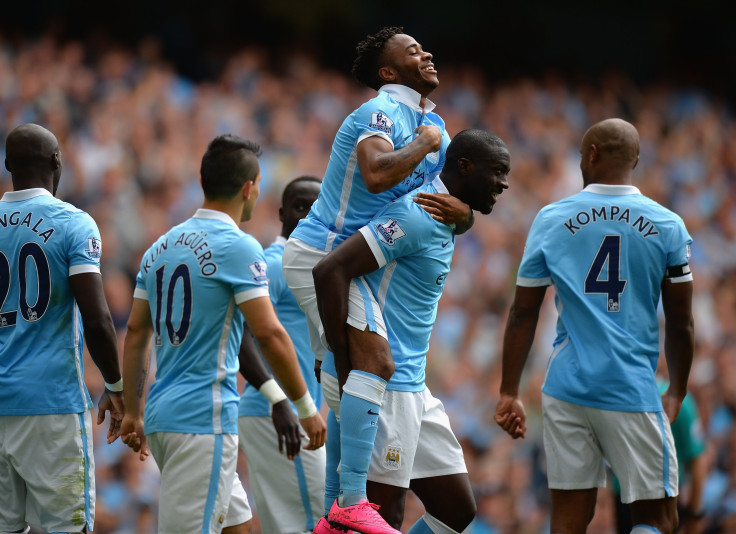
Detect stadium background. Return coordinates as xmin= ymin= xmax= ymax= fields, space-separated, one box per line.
xmin=1 ymin=1 xmax=735 ymax=532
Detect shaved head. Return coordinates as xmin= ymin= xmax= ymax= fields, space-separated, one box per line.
xmin=580 ymin=118 xmax=640 ymax=186
xmin=582 ymin=118 xmax=640 ymax=166
xmin=5 ymin=123 xmax=62 ymax=194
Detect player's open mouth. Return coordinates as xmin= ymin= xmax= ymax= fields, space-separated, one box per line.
xmin=422 ymin=65 xmax=436 ymax=73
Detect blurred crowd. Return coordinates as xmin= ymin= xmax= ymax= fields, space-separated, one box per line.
xmin=1 ymin=32 xmax=735 ymax=534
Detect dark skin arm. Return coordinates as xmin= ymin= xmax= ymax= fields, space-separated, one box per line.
xmin=69 ymin=272 xmax=124 ymax=443
xmin=238 ymin=321 xmax=301 ymax=460
xmin=494 ymin=285 xmax=547 ymax=439
xmin=313 ymin=232 xmax=380 ymax=389
xmin=660 ymin=279 xmax=694 ymax=423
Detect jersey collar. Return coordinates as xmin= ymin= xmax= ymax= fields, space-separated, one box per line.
xmin=379 ymin=84 xmax=436 ymax=114
xmin=272 ymin=235 xmax=287 ymax=247
xmin=583 ymin=184 xmax=641 ymax=196
xmin=1 ymin=188 xmax=54 ymax=202
xmin=430 ymin=176 xmax=449 ymax=194
xmin=193 ymin=208 xmax=239 ymax=228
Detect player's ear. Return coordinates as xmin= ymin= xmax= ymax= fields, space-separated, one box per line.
xmin=278 ymin=206 xmax=284 ymax=223
xmin=4 ymin=158 xmax=10 ymax=172
xmin=632 ymin=155 xmax=639 ymax=170
xmin=242 ymin=180 xmax=253 ymax=200
xmin=457 ymin=157 xmax=473 ymax=176
xmin=378 ymin=66 xmax=396 ymax=83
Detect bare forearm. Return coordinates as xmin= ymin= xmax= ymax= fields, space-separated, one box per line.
xmin=84 ymin=315 xmax=122 ymax=384
xmin=122 ymin=328 xmax=151 ymax=417
xmin=257 ymin=331 xmax=308 ymax=401
xmin=238 ymin=324 xmax=271 ymax=388
xmin=363 ymin=137 xmax=438 ymax=193
xmin=500 ymin=307 xmax=539 ymax=396
xmin=664 ymin=317 xmax=694 ymax=398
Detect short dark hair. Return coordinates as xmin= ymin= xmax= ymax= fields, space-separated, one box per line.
xmin=351 ymin=26 xmax=404 ymax=90
xmin=446 ymin=129 xmax=507 ymax=167
xmin=200 ymin=134 xmax=262 ymax=200
xmin=281 ymin=175 xmax=321 ymax=205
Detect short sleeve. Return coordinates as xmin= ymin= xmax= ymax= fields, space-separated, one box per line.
xmin=517 ymin=210 xmax=552 ymax=286
xmin=354 ymin=100 xmax=400 ymax=149
xmin=227 ymin=235 xmax=270 ymax=304
xmin=66 ymin=211 xmax=102 ymax=276
xmin=359 ymin=201 xmax=426 ymax=269
xmin=265 ymin=252 xmax=286 ymax=307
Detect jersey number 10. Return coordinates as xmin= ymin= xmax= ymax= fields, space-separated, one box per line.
xmin=154 ymin=264 xmax=192 ymax=346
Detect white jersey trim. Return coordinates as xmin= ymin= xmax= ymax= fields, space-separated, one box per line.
xmin=69 ymin=264 xmax=101 ymax=276
xmin=357 ymin=130 xmax=393 ymax=149
xmin=517 ymin=276 xmax=552 ymax=287
xmin=359 ymin=226 xmax=387 ymax=268
xmin=1 ymin=188 xmax=54 ymax=202
xmin=379 ymin=84 xmax=436 ymax=114
xmin=212 ymin=298 xmax=235 ymax=434
xmin=234 ymin=287 xmax=269 ymax=304
xmin=335 ymin=144 xmax=359 ymax=234
xmin=583 ymin=184 xmax=642 ymax=196
xmin=193 ymin=208 xmax=239 ymax=228
xmin=668 ymin=274 xmax=694 ymax=283
xmin=133 ymin=288 xmax=148 ymax=300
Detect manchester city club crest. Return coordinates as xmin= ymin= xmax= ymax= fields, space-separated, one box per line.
xmin=383 ymin=445 xmax=401 ymax=470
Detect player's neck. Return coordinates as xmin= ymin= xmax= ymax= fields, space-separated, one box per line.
xmin=201 ymin=198 xmax=244 ymax=225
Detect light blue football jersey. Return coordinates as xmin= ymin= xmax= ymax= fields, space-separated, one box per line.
xmin=239 ymin=236 xmax=323 ymax=417
xmin=291 ymin=84 xmax=450 ymax=252
xmin=134 ymin=209 xmax=270 ymax=434
xmin=0 ymin=188 xmax=101 ymax=415
xmin=357 ymin=177 xmax=455 ymax=392
xmin=517 ymin=184 xmax=693 ymax=412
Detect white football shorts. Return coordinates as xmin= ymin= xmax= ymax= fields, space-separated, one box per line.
xmin=282 ymin=238 xmax=387 ymax=363
xmin=222 ymin=471 xmax=252 ymax=528
xmin=542 ymin=393 xmax=678 ymax=503
xmin=238 ymin=416 xmax=325 ymax=533
xmin=368 ymin=388 xmax=467 ymax=488
xmin=147 ymin=432 xmax=239 ymax=534
xmin=0 ymin=411 xmax=95 ymax=533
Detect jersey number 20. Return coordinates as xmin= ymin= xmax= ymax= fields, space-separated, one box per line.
xmin=0 ymin=243 xmax=51 ymax=328
xmin=584 ymin=235 xmax=627 ymax=312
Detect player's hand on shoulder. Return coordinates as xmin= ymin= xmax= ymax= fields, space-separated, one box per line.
xmin=121 ymin=414 xmax=150 ymax=461
xmin=300 ymin=412 xmax=327 ymax=450
xmin=494 ymin=393 xmax=527 ymax=439
xmin=414 ymin=124 xmax=442 ymax=152
xmin=97 ymin=389 xmax=124 ymax=444
xmin=271 ymin=399 xmax=302 ymax=460
xmin=414 ymin=192 xmax=471 ymax=227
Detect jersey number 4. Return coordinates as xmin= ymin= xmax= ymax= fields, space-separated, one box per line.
xmin=154 ymin=264 xmax=192 ymax=346
xmin=0 ymin=243 xmax=51 ymax=328
xmin=584 ymin=235 xmax=627 ymax=312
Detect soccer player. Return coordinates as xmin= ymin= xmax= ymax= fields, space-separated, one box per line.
xmin=238 ymin=175 xmax=327 ymax=533
xmin=313 ymin=129 xmax=511 ymax=533
xmin=120 ymin=135 xmax=326 ymax=534
xmin=282 ymin=27 xmax=472 ymax=531
xmin=0 ymin=123 xmax=124 ymax=534
xmin=495 ymin=118 xmax=695 ymax=534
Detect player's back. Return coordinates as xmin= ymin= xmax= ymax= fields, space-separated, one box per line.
xmin=0 ymin=189 xmax=101 ymax=415
xmin=520 ymin=184 xmax=692 ymax=411
xmin=136 ymin=210 xmax=267 ymax=435
xmin=292 ymin=86 xmax=449 ymax=252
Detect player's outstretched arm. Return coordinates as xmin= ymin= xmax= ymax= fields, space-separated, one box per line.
xmin=357 ymin=125 xmax=442 ymax=194
xmin=69 ymin=272 xmax=124 ymax=442
xmin=495 ymin=285 xmax=547 ymax=439
xmin=238 ymin=322 xmax=301 ymax=460
xmin=313 ymin=232 xmax=380 ymax=390
xmin=239 ymin=298 xmax=326 ymax=450
xmin=120 ymin=297 xmax=153 ymax=461
xmin=661 ymin=278 xmax=694 ymax=423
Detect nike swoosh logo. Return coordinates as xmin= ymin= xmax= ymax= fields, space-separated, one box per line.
xmin=441 ymin=241 xmax=450 ymax=248
xmin=367 ymin=409 xmax=379 ymax=415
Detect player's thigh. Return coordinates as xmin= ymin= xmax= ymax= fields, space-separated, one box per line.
xmin=590 ymin=408 xmax=678 ymax=504
xmin=148 ymin=432 xmax=238 ymax=534
xmin=282 ymin=238 xmax=330 ymax=360
xmin=542 ymin=394 xmax=607 ymax=490
xmin=368 ymin=390 xmax=423 ymax=489
xmin=411 ymin=388 xmax=468 ymax=481
xmin=238 ymin=416 xmax=325 ymax=533
xmin=222 ymin=471 xmax=253 ymax=530
xmin=550 ymin=488 xmax=599 ymax=534
xmin=1 ymin=412 xmax=95 ymax=533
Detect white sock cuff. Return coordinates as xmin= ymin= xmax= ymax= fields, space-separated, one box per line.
xmin=342 ymin=371 xmax=387 ymax=405
xmin=424 ymin=513 xmax=460 ymax=534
